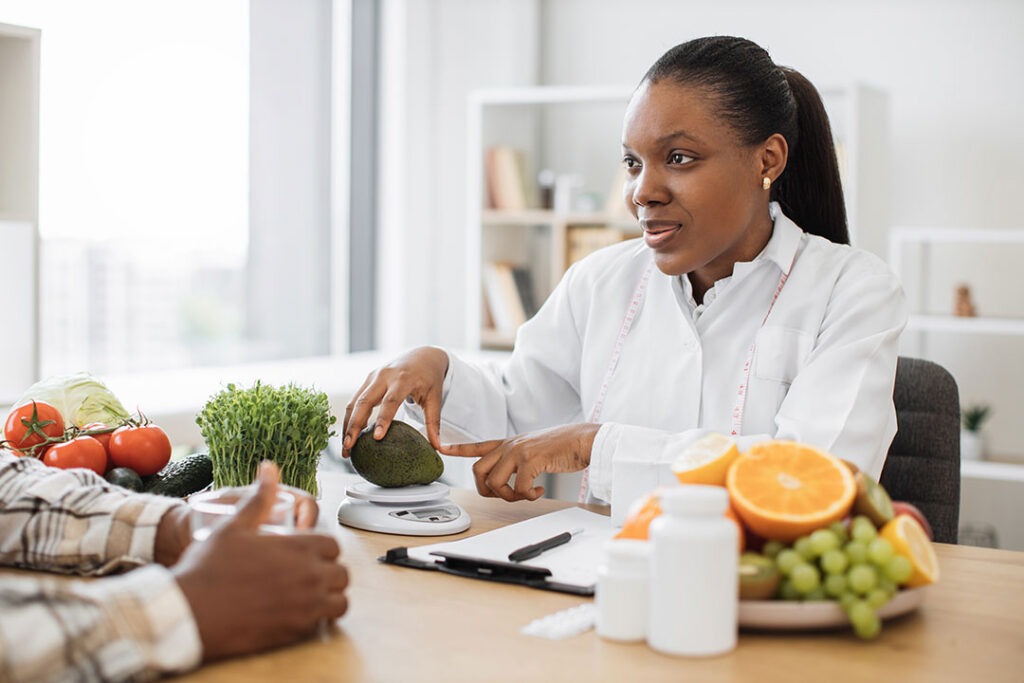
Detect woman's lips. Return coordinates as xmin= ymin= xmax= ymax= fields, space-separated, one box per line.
xmin=642 ymin=221 xmax=682 ymax=249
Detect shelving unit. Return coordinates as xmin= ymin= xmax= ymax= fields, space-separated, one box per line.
xmin=890 ymin=227 xmax=1024 ymax=346
xmin=0 ymin=22 xmax=41 ymax=403
xmin=465 ymin=85 xmax=635 ymax=351
xmin=889 ymin=226 xmax=1024 ymax=548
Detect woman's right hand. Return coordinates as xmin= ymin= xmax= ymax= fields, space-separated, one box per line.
xmin=342 ymin=346 xmax=449 ymax=457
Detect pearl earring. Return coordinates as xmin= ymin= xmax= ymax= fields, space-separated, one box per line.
xmin=762 ymin=177 xmax=771 ymax=190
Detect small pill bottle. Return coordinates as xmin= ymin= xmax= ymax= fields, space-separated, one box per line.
xmin=647 ymin=485 xmax=738 ymax=656
xmin=595 ymin=538 xmax=650 ymax=642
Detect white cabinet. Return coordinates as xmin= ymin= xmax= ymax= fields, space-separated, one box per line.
xmin=464 ymin=83 xmax=889 ymax=352
xmin=0 ymin=22 xmax=40 ymax=403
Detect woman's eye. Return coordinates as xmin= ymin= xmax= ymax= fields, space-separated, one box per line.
xmin=669 ymin=152 xmax=694 ymax=164
xmin=622 ymin=157 xmax=640 ymax=169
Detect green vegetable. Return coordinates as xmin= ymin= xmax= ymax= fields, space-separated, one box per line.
xmin=195 ymin=382 xmax=336 ymax=495
xmin=12 ymin=372 xmax=130 ymax=428
xmin=144 ymin=452 xmax=214 ymax=497
xmin=105 ymin=467 xmax=145 ymax=492
xmin=350 ymin=420 xmax=444 ymax=487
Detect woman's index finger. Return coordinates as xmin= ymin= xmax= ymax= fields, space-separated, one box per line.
xmin=438 ymin=439 xmax=505 ymax=458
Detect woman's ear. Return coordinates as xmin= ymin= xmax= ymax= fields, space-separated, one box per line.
xmin=760 ymin=133 xmax=789 ymax=184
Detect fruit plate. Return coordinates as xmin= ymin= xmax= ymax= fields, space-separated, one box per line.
xmin=739 ymin=587 xmax=928 ymax=630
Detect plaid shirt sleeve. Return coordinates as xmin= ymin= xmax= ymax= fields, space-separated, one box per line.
xmin=0 ymin=453 xmax=203 ymax=680
xmin=0 ymin=452 xmax=186 ymax=574
xmin=0 ymin=565 xmax=202 ymax=682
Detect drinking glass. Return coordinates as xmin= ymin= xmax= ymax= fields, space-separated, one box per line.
xmin=188 ymin=487 xmax=296 ymax=541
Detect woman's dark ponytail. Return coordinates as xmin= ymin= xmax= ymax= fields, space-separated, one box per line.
xmin=643 ymin=36 xmax=849 ymax=245
xmin=772 ymin=68 xmax=848 ymax=245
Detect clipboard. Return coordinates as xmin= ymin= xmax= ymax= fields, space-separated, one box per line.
xmin=380 ymin=507 xmax=615 ymax=595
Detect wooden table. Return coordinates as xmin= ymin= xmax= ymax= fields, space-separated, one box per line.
xmin=180 ymin=472 xmax=1024 ymax=682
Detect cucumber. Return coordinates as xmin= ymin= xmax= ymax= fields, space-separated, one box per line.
xmin=144 ymin=452 xmax=214 ymax=497
xmin=105 ymin=467 xmax=145 ymax=492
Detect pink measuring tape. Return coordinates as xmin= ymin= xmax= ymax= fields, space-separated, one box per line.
xmin=578 ymin=251 xmax=798 ymax=502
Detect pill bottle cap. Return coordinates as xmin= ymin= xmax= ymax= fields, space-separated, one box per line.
xmin=659 ymin=485 xmax=729 ymax=517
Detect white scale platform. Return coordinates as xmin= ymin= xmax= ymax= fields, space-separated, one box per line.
xmin=337 ymin=481 xmax=471 ymax=536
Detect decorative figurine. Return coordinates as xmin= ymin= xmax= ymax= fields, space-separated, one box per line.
xmin=954 ymin=283 xmax=977 ymax=317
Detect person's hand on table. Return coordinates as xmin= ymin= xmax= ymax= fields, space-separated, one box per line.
xmin=342 ymin=346 xmax=449 ymax=457
xmin=170 ymin=462 xmax=349 ymax=661
xmin=441 ymin=423 xmax=602 ymax=502
xmin=155 ymin=476 xmax=320 ymax=567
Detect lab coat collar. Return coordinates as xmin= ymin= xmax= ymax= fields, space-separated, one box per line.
xmin=760 ymin=202 xmax=803 ymax=275
xmin=677 ymin=202 xmax=804 ymax=310
xmin=724 ymin=202 xmax=803 ymax=282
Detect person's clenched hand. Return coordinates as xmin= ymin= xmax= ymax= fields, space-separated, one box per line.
xmin=172 ymin=462 xmax=349 ymax=661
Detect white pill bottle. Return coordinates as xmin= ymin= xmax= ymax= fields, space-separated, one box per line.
xmin=647 ymin=485 xmax=739 ymax=656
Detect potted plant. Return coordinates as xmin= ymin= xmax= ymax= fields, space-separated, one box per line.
xmin=960 ymin=403 xmax=992 ymax=461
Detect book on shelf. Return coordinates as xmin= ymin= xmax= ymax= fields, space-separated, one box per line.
xmin=482 ymin=261 xmax=528 ymax=333
xmin=566 ymin=225 xmax=626 ymax=268
xmin=484 ymin=146 xmax=529 ymax=211
xmin=510 ymin=265 xmax=538 ymax=318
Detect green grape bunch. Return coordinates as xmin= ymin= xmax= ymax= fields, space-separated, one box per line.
xmin=757 ymin=514 xmax=917 ymax=639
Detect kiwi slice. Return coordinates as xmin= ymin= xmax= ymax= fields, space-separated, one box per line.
xmin=850 ymin=471 xmax=895 ymax=527
xmin=738 ymin=552 xmax=782 ymax=600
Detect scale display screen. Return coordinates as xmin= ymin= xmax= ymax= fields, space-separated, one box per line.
xmin=390 ymin=505 xmax=461 ymax=523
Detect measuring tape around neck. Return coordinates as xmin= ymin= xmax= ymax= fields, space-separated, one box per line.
xmin=578 ymin=249 xmax=799 ymax=502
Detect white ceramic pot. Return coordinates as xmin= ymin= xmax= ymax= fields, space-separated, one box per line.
xmin=960 ymin=430 xmax=985 ymax=461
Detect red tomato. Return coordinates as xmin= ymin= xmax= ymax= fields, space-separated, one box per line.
xmin=109 ymin=424 xmax=172 ymax=476
xmin=3 ymin=401 xmax=65 ymax=455
xmin=82 ymin=422 xmax=115 ymax=471
xmin=42 ymin=436 xmax=107 ymax=475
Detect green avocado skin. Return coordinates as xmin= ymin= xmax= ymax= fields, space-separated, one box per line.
xmin=350 ymin=420 xmax=444 ymax=487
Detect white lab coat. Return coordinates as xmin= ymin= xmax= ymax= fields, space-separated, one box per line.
xmin=422 ymin=205 xmax=907 ymax=521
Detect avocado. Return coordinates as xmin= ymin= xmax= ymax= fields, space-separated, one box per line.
xmin=144 ymin=452 xmax=214 ymax=497
xmin=105 ymin=467 xmax=145 ymax=492
xmin=350 ymin=420 xmax=444 ymax=487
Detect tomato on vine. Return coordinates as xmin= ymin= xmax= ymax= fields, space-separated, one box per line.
xmin=109 ymin=423 xmax=172 ymax=476
xmin=3 ymin=401 xmax=65 ymax=456
xmin=82 ymin=422 xmax=116 ymax=471
xmin=42 ymin=436 xmax=107 ymax=475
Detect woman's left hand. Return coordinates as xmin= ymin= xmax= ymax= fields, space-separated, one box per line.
xmin=440 ymin=423 xmax=601 ymax=502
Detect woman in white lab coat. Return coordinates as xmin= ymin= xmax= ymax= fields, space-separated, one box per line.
xmin=342 ymin=36 xmax=907 ymax=514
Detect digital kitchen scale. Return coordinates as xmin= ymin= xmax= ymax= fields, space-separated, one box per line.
xmin=337 ymin=481 xmax=471 ymax=536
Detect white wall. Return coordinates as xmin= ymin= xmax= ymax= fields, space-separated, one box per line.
xmin=380 ymin=0 xmax=1024 ymax=460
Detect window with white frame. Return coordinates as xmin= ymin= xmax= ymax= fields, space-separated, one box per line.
xmin=0 ymin=0 xmax=356 ymax=379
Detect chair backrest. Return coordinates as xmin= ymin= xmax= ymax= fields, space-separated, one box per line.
xmin=879 ymin=356 xmax=961 ymax=543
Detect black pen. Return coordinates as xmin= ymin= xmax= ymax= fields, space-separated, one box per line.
xmin=508 ymin=528 xmax=584 ymax=562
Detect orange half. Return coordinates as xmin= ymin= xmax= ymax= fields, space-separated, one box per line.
xmin=671 ymin=433 xmax=741 ymax=486
xmin=725 ymin=441 xmax=856 ymax=543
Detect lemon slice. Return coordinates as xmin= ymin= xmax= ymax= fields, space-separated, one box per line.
xmin=880 ymin=514 xmax=940 ymax=587
xmin=671 ymin=433 xmax=740 ymax=486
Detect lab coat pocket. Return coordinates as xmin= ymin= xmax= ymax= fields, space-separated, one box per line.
xmin=753 ymin=326 xmax=813 ymax=385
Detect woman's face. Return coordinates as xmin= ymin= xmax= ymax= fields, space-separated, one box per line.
xmin=621 ymin=79 xmax=777 ymax=288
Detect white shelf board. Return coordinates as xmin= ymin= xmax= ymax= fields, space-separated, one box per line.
xmin=469 ymin=84 xmax=633 ymax=106
xmin=890 ymin=227 xmax=1024 ymax=245
xmin=962 ymin=459 xmax=1024 ymax=483
xmin=906 ymin=314 xmax=1024 ymax=336
xmin=483 ymin=209 xmax=609 ymax=225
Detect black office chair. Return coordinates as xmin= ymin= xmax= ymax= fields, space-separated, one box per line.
xmin=879 ymin=356 xmax=961 ymax=544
